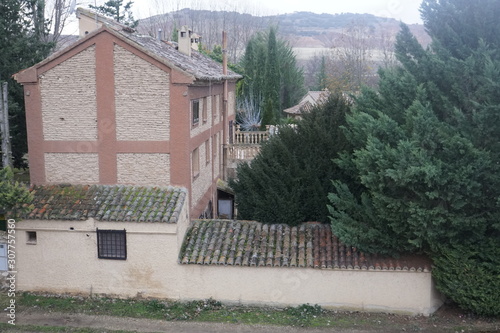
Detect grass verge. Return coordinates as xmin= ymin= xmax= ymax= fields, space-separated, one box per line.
xmin=2 ymin=292 xmax=500 ymax=332
xmin=0 ymin=323 xmax=145 ymax=333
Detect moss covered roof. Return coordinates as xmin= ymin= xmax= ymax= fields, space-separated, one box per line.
xmin=23 ymin=184 xmax=186 ymax=223
xmin=179 ymin=220 xmax=432 ymax=271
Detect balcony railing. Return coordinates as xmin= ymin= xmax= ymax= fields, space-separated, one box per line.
xmin=227 ymin=124 xmax=271 ymax=162
xmin=231 ymin=124 xmax=268 ymax=145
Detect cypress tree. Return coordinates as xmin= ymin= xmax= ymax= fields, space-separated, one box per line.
xmin=264 ymin=26 xmax=281 ymax=123
xmin=239 ymin=27 xmax=305 ymax=127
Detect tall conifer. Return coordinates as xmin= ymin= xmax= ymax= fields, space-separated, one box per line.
xmin=328 ymin=0 xmax=500 ymax=315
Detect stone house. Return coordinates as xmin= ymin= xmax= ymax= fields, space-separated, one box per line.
xmin=14 ymin=8 xmax=242 ymax=219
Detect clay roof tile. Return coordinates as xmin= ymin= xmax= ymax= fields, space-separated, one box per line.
xmin=179 ymin=220 xmax=432 ymax=273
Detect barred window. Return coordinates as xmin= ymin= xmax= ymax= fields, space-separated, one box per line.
xmin=97 ymin=229 xmax=127 ymax=260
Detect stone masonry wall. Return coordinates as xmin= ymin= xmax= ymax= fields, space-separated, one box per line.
xmin=191 ymin=139 xmax=213 ymax=212
xmin=40 ymin=46 xmax=97 ymax=141
xmin=114 ymin=45 xmax=170 ymax=141
xmin=45 ymin=153 xmax=99 ymax=184
xmin=191 ymin=96 xmax=213 ymax=138
xmin=117 ymin=153 xmax=170 ymax=185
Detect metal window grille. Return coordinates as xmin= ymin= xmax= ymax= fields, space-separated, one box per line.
xmin=97 ymin=229 xmax=127 ymax=260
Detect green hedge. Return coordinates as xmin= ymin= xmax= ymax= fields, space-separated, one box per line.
xmin=431 ymin=239 xmax=500 ymax=317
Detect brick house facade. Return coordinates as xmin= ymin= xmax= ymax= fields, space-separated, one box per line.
xmin=14 ymin=9 xmax=241 ymax=218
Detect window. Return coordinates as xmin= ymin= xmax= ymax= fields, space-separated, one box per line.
xmin=202 ymin=97 xmax=208 ymax=124
xmin=26 ymin=231 xmax=37 ymax=245
xmin=213 ymin=95 xmax=218 ymax=121
xmin=97 ymin=229 xmax=127 ymax=260
xmin=192 ymin=147 xmax=200 ymax=178
xmin=192 ymin=100 xmax=200 ymax=125
xmin=205 ymin=140 xmax=210 ymax=165
xmin=212 ymin=134 xmax=217 ymax=161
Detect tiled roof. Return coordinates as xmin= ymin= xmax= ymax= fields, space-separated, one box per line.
xmin=283 ymin=100 xmax=314 ymax=115
xmin=76 ymin=8 xmax=242 ymax=82
xmin=121 ymin=33 xmax=241 ymax=81
xmin=284 ymin=90 xmax=330 ymax=115
xmin=23 ymin=184 xmax=186 ymax=223
xmin=179 ymin=220 xmax=431 ymax=272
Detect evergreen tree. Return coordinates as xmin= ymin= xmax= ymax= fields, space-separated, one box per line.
xmin=230 ymin=95 xmax=352 ymax=225
xmin=89 ymin=0 xmax=138 ymax=28
xmin=239 ymin=27 xmax=305 ymax=128
xmin=314 ymin=56 xmax=328 ymax=91
xmin=328 ymin=0 xmax=500 ymax=315
xmin=171 ymin=24 xmax=178 ymax=42
xmin=0 ymin=0 xmax=54 ymax=168
xmin=264 ymin=27 xmax=280 ymax=122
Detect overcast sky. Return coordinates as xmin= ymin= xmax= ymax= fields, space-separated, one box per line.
xmin=129 ymin=0 xmax=423 ymax=24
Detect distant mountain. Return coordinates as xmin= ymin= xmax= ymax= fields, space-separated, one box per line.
xmin=137 ymin=9 xmax=430 ymax=64
xmin=275 ymin=12 xmax=430 ymax=46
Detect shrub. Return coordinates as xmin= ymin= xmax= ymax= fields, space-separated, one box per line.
xmin=230 ymin=95 xmax=352 ymax=225
xmin=431 ymin=239 xmax=500 ymax=317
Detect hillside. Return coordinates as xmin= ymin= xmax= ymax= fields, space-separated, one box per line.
xmin=137 ymin=9 xmax=430 ymax=63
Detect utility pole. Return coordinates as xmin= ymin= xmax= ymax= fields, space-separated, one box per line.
xmin=0 ymin=81 xmax=13 ymax=168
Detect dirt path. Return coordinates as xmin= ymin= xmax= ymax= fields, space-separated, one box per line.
xmin=14 ymin=309 xmax=366 ymax=333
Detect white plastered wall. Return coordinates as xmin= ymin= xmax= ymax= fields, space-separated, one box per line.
xmin=16 ymin=211 xmax=443 ymax=316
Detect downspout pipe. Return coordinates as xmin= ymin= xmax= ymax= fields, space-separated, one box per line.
xmin=222 ymin=30 xmax=228 ymax=181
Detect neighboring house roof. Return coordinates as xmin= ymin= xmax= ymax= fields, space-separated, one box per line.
xmin=283 ymin=90 xmax=330 ymax=115
xmin=15 ymin=8 xmax=242 ymax=83
xmin=22 ymin=184 xmax=186 ymax=223
xmin=179 ymin=220 xmax=431 ymax=271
